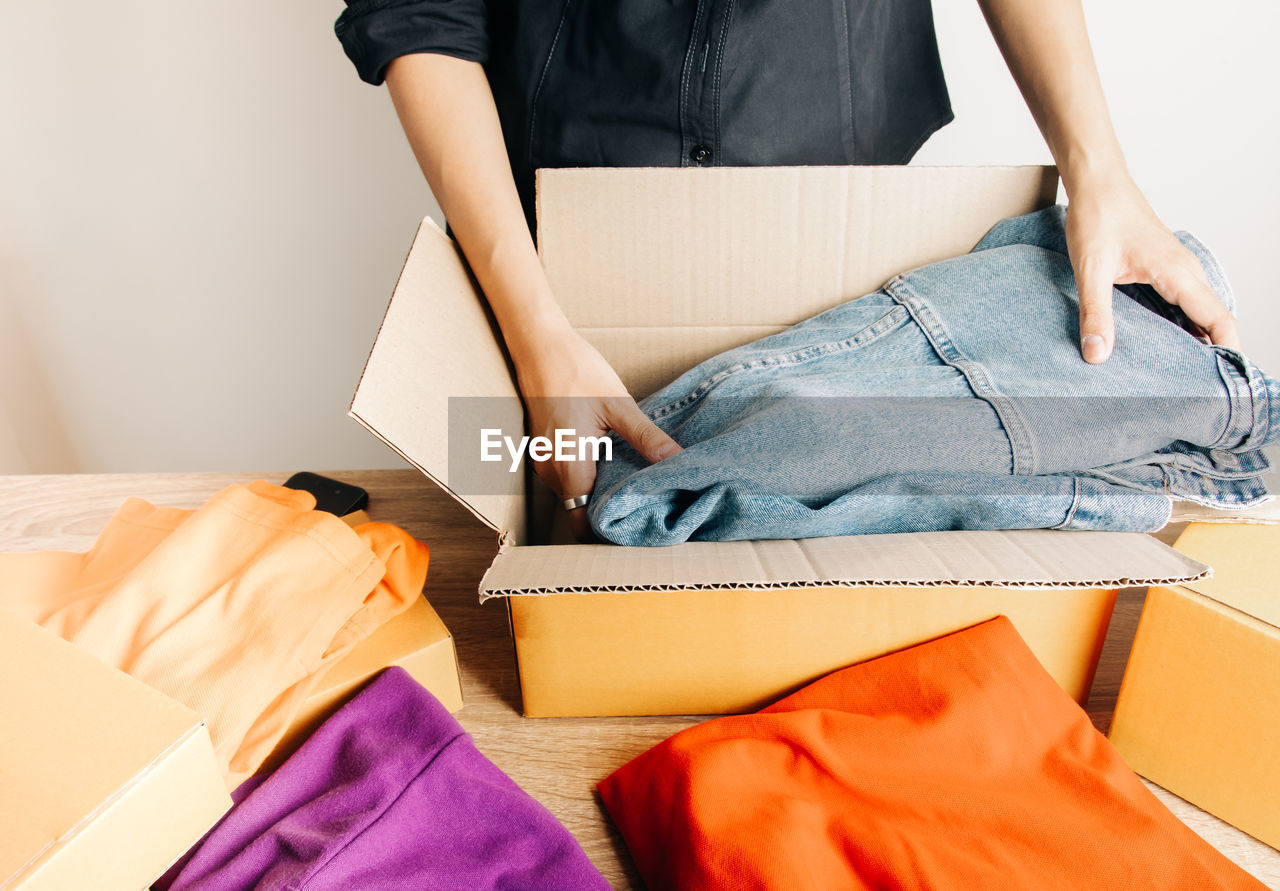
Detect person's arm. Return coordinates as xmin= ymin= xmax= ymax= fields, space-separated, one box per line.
xmin=383 ymin=53 xmax=680 ymax=536
xmin=977 ymin=0 xmax=1240 ymax=361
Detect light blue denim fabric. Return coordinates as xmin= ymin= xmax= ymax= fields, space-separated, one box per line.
xmin=588 ymin=206 xmax=1280 ymax=546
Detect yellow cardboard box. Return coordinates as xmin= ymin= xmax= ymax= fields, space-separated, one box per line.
xmin=0 ymin=608 xmax=230 ymax=890
xmin=350 ymin=166 xmax=1211 ymax=717
xmin=1110 ymin=522 xmax=1280 ymax=849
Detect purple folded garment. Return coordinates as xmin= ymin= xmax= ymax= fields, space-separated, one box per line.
xmin=156 ymin=667 xmax=609 ymax=890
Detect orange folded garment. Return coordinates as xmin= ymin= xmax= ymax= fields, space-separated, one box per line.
xmin=0 ymin=481 xmax=428 ymax=788
xmin=598 ymin=616 xmax=1264 ymax=890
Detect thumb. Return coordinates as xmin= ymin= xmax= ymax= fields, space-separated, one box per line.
xmin=606 ymin=398 xmax=682 ymax=465
xmin=1073 ymin=257 xmax=1116 ymax=364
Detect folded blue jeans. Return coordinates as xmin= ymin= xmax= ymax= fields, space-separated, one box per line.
xmin=588 ymin=207 xmax=1279 ymax=545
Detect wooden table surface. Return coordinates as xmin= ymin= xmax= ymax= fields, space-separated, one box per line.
xmin=1 ymin=470 xmax=1276 ymax=889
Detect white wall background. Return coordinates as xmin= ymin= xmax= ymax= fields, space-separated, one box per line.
xmin=0 ymin=2 xmax=1276 ymax=474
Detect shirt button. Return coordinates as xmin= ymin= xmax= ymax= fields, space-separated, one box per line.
xmin=691 ymin=145 xmax=712 ymax=165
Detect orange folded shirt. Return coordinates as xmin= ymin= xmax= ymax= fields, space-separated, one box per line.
xmin=0 ymin=481 xmax=428 ymax=788
xmin=599 ymin=616 xmax=1264 ymax=890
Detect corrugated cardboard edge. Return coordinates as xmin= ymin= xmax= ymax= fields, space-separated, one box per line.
xmin=477 ymin=530 xmax=1210 ymax=601
xmin=480 ymin=574 xmax=1208 ymax=599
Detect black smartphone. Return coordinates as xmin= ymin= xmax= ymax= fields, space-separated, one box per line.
xmin=283 ymin=472 xmax=370 ymax=516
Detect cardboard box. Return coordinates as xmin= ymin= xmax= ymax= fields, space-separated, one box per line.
xmin=259 ymin=595 xmax=464 ymax=773
xmin=0 ymin=608 xmax=230 ymax=890
xmin=350 ymin=165 xmax=1212 ymax=717
xmin=1109 ymin=522 xmax=1280 ymax=849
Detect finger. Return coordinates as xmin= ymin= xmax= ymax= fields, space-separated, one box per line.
xmin=528 ymin=444 xmax=594 ymax=499
xmin=556 ymin=450 xmax=597 ymax=541
xmin=1151 ymin=262 xmax=1241 ymax=351
xmin=532 ymin=456 xmax=595 ymax=541
xmin=1074 ymin=258 xmax=1116 ymax=364
xmin=567 ymin=508 xmax=594 ymax=542
xmin=606 ymin=398 xmax=682 ymax=464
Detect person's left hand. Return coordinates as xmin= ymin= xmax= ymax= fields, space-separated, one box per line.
xmin=1063 ymin=171 xmax=1241 ymax=362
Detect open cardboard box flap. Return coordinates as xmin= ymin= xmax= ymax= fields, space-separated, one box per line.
xmin=350 ymin=165 xmax=1216 ymax=597
xmin=348 ymin=222 xmax=523 ymax=538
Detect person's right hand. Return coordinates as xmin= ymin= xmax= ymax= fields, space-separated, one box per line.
xmin=514 ymin=324 xmax=682 ymax=540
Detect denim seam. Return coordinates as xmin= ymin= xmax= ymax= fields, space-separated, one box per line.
xmin=884 ymin=276 xmax=1037 ymax=476
xmin=1211 ymin=350 xmax=1246 ymax=450
xmin=1245 ymin=354 xmax=1271 ymax=451
xmin=1162 ymin=484 xmax=1273 ymax=511
xmin=647 ymin=304 xmax=910 ymax=421
xmin=1099 ymin=451 xmax=1269 ymax=481
xmin=1080 ymin=464 xmax=1268 ymax=507
xmin=1160 ymin=440 xmax=1272 ymax=477
xmin=1053 ymin=475 xmax=1175 ymax=530
xmin=1048 ymin=476 xmax=1082 ymax=529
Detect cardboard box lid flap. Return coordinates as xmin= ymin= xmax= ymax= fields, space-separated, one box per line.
xmin=349 ymin=218 xmax=523 ymax=536
xmin=0 ymin=609 xmax=205 ymax=885
xmin=536 ymin=165 xmax=1059 ymax=332
xmin=478 ymin=529 xmax=1208 ymax=599
xmin=1170 ymin=522 xmax=1280 ymax=628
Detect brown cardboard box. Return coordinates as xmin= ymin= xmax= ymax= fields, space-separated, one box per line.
xmin=0 ymin=608 xmax=230 ymax=890
xmin=259 ymin=595 xmax=463 ymax=773
xmin=349 ymin=165 xmax=1212 ymax=717
xmin=1109 ymin=522 xmax=1280 ymax=849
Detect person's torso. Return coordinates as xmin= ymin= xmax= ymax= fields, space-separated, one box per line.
xmin=484 ymin=0 xmax=953 ymax=230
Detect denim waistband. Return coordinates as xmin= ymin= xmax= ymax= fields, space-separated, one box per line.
xmin=1100 ymin=348 xmax=1274 ymax=508
xmin=1211 ymin=346 xmax=1274 ymax=456
xmin=887 ymin=275 xmax=1275 ymax=510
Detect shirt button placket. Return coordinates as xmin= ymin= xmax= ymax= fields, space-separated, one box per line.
xmin=680 ymin=0 xmax=723 ymax=167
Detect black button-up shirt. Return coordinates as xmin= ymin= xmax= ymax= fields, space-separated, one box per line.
xmin=336 ymin=1 xmax=954 ymax=233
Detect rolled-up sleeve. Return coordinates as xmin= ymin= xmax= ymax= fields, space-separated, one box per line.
xmin=335 ymin=0 xmax=490 ymax=86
